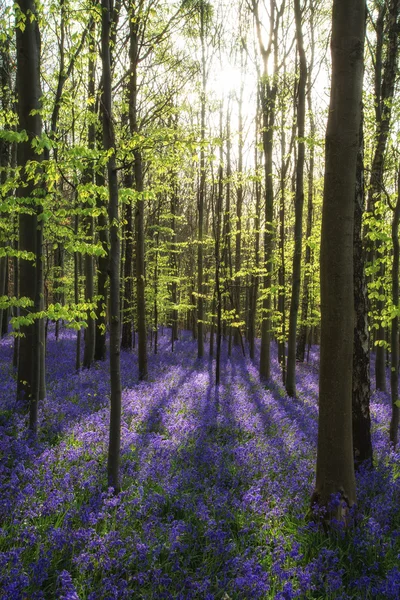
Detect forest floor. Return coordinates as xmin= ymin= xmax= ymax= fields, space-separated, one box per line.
xmin=0 ymin=328 xmax=399 ymax=599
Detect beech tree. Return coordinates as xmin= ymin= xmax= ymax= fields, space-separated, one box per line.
xmin=101 ymin=0 xmax=122 ymax=492
xmin=366 ymin=0 xmax=400 ymax=391
xmin=312 ymin=0 xmax=365 ymax=517
xmin=15 ymin=0 xmax=44 ymax=435
xmin=285 ymin=0 xmax=307 ymax=397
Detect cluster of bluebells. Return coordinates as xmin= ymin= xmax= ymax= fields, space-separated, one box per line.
xmin=0 ymin=326 xmax=399 ymax=599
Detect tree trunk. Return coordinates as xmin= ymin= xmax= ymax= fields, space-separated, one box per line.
xmin=253 ymin=0 xmax=280 ymax=381
xmin=286 ymin=0 xmax=307 ymax=397
xmin=94 ymin=166 xmax=109 ymax=361
xmin=352 ymin=114 xmax=373 ymax=467
xmin=389 ymin=168 xmax=400 ymax=447
xmin=74 ymin=213 xmax=81 ymax=372
xmin=102 ymin=0 xmax=122 ymax=493
xmin=197 ymin=1 xmax=206 ymax=359
xmin=83 ymin=35 xmax=96 ymax=369
xmin=16 ymin=1 xmax=44 ymax=429
xmin=312 ymin=0 xmax=365 ymax=518
xmin=234 ymin=48 xmax=244 ymax=347
xmin=1 ymin=259 xmax=8 ymax=336
xmin=170 ymin=179 xmax=179 ymax=349
xmin=297 ymin=0 xmax=315 ymax=363
xmin=249 ymin=94 xmax=261 ymax=361
xmin=367 ymin=0 xmax=400 ymax=392
xmin=129 ymin=13 xmax=148 ymax=381
xmin=121 ymin=171 xmax=134 ymax=350
xmin=215 ymin=105 xmax=224 ymax=384
xmin=0 ymin=46 xmax=10 ymax=338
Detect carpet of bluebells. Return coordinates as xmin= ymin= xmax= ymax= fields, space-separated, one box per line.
xmin=0 ymin=328 xmax=400 ymax=599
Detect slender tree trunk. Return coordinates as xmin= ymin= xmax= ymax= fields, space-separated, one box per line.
xmin=74 ymin=213 xmax=81 ymax=371
xmin=367 ymin=0 xmax=400 ymax=392
xmin=170 ymin=178 xmax=179 ymax=348
xmin=312 ymin=0 xmax=365 ymax=518
xmin=215 ymin=106 xmax=224 ymax=383
xmin=13 ymin=247 xmax=19 ymax=370
xmin=352 ymin=114 xmax=373 ymax=467
xmin=224 ymin=110 xmax=233 ymax=357
xmin=83 ymin=34 xmax=96 ymax=368
xmin=254 ymin=0 xmax=280 ymax=381
xmin=102 ymin=0 xmax=122 ymax=493
xmin=297 ymin=94 xmax=315 ymax=362
xmin=153 ymin=226 xmax=159 ymax=355
xmin=234 ymin=49 xmax=244 ymax=347
xmin=0 ymin=46 xmax=10 ymax=337
xmin=121 ymin=171 xmax=134 ymax=350
xmin=1 ymin=259 xmax=8 ymax=336
xmin=94 ymin=164 xmax=109 ymax=361
xmin=54 ymin=244 xmax=64 ymax=341
xmin=129 ymin=13 xmax=148 ymax=380
xmin=249 ymin=94 xmax=261 ymax=360
xmin=389 ymin=168 xmax=400 ymax=447
xmin=197 ymin=1 xmax=206 ymax=359
xmin=286 ymin=0 xmax=307 ymax=397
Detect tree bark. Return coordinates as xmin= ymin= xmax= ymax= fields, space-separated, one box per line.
xmin=121 ymin=169 xmax=134 ymax=350
xmin=83 ymin=25 xmax=96 ymax=369
xmin=389 ymin=168 xmax=400 ymax=447
xmin=129 ymin=10 xmax=148 ymax=380
xmin=297 ymin=0 xmax=315 ymax=363
xmin=197 ymin=0 xmax=206 ymax=359
xmin=367 ymin=0 xmax=400 ymax=392
xmin=15 ymin=1 xmax=44 ymax=431
xmin=249 ymin=94 xmax=261 ymax=361
xmin=252 ymin=0 xmax=280 ymax=380
xmin=0 ymin=46 xmax=11 ymax=337
xmin=286 ymin=0 xmax=307 ymax=397
xmin=102 ymin=0 xmax=122 ymax=493
xmin=352 ymin=114 xmax=373 ymax=467
xmin=312 ymin=0 xmax=365 ymax=518
xmin=234 ymin=47 xmax=245 ymax=347
xmin=94 ymin=159 xmax=109 ymax=362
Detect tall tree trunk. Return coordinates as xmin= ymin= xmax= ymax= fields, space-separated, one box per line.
xmin=297 ymin=94 xmax=315 ymax=362
xmin=278 ymin=111 xmax=286 ymax=383
xmin=197 ymin=0 xmax=206 ymax=359
xmin=312 ymin=0 xmax=365 ymax=518
xmin=74 ymin=213 xmax=81 ymax=371
xmin=234 ymin=47 xmax=245 ymax=347
xmin=286 ymin=0 xmax=307 ymax=397
xmin=170 ymin=179 xmax=179 ymax=348
xmin=253 ymin=0 xmax=280 ymax=380
xmin=121 ymin=170 xmax=134 ymax=350
xmin=223 ymin=110 xmax=233 ymax=357
xmin=249 ymin=94 xmax=261 ymax=361
xmin=367 ymin=0 xmax=400 ymax=391
xmin=0 ymin=46 xmax=10 ymax=337
xmin=297 ymin=0 xmax=315 ymax=363
xmin=153 ymin=222 xmax=159 ymax=355
xmin=15 ymin=0 xmax=44 ymax=430
xmin=54 ymin=244 xmax=64 ymax=341
xmin=0 ymin=259 xmax=8 ymax=336
xmin=215 ymin=105 xmax=224 ymax=385
xmin=83 ymin=29 xmax=96 ymax=368
xmin=102 ymin=0 xmax=122 ymax=493
xmin=129 ymin=12 xmax=148 ymax=380
xmin=389 ymin=168 xmax=400 ymax=447
xmin=94 ymin=163 xmax=109 ymax=361
xmin=352 ymin=114 xmax=373 ymax=467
